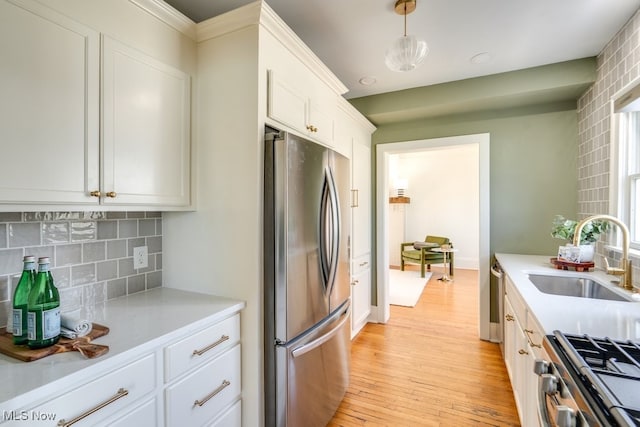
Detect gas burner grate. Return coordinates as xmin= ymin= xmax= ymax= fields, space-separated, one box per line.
xmin=560 ymin=333 xmax=640 ymax=379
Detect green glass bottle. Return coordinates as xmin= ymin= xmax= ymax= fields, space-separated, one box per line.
xmin=27 ymin=257 xmax=60 ymax=349
xmin=12 ymin=255 xmax=36 ymax=345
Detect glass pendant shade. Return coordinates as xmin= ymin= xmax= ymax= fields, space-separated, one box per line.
xmin=385 ymin=34 xmax=429 ymax=72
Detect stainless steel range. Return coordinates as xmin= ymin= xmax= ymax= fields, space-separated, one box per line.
xmin=538 ymin=330 xmax=640 ymax=426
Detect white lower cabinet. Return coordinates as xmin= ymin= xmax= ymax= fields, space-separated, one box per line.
xmin=164 ymin=314 xmax=240 ymax=382
xmin=503 ymin=275 xmax=542 ymax=427
xmin=165 ymin=345 xmax=241 ymax=426
xmin=3 ymin=354 xmax=156 ymax=427
xmin=208 ymin=400 xmax=241 ymax=427
xmin=1 ymin=311 xmax=242 ymax=427
xmin=107 ymin=397 xmax=158 ymax=427
xmin=351 ymin=254 xmax=371 ymax=338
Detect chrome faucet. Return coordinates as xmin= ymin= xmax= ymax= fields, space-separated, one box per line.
xmin=573 ymin=214 xmax=633 ymax=290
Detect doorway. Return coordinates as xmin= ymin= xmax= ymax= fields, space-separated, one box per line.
xmin=375 ymin=133 xmax=491 ymax=340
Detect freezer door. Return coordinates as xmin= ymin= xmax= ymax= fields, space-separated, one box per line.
xmin=275 ymin=301 xmax=351 ymax=427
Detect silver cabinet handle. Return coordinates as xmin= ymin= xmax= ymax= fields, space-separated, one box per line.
xmin=57 ymin=388 xmax=128 ymax=427
xmin=192 ymin=335 xmax=229 ymax=356
xmin=359 ymin=261 xmax=368 ymax=267
xmin=194 ymin=380 xmax=231 ymax=407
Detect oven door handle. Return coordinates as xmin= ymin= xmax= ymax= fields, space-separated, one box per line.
xmin=537 ymin=375 xmax=553 ymax=427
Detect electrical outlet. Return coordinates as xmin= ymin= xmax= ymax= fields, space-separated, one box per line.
xmin=133 ymin=246 xmax=148 ymax=269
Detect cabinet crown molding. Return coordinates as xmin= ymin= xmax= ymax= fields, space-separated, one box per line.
xmin=196 ymin=0 xmax=348 ymax=96
xmin=129 ymin=0 xmax=197 ymax=40
xmin=338 ymin=97 xmax=377 ymax=134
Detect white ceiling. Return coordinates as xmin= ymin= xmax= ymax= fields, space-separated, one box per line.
xmin=163 ymin=0 xmax=640 ymax=99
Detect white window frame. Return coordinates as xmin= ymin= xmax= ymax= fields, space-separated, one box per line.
xmin=611 ymin=77 xmax=640 ymax=252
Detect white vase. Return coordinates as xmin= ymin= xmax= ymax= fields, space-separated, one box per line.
xmin=558 ymin=244 xmax=594 ymax=263
xmin=578 ymin=244 xmax=594 ymax=262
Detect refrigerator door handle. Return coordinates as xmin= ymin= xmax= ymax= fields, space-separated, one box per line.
xmin=291 ymin=304 xmax=350 ymax=359
xmin=319 ymin=167 xmax=340 ymax=293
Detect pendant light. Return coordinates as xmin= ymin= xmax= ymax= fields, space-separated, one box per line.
xmin=385 ymin=0 xmax=429 ymax=72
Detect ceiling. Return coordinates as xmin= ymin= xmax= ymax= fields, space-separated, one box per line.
xmin=163 ymin=0 xmax=640 ymax=99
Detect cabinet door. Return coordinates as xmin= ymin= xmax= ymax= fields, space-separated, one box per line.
xmin=351 ymin=141 xmax=371 ymax=259
xmin=0 ymin=0 xmax=99 ymax=205
xmin=503 ymin=298 xmax=517 ymax=393
xmin=351 ymin=257 xmax=371 ymax=338
xmin=267 ymin=69 xmax=307 ymax=133
xmin=102 ymin=36 xmax=191 ymax=207
xmin=308 ymin=97 xmax=334 ymax=145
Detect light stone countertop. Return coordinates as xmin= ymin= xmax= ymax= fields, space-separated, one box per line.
xmin=0 ymin=287 xmax=246 ymax=412
xmin=495 ymin=253 xmax=640 ymax=341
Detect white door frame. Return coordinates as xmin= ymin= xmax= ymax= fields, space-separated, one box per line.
xmin=374 ymin=133 xmax=491 ymax=340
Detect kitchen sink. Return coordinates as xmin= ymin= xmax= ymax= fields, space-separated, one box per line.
xmin=527 ymin=274 xmax=632 ymax=302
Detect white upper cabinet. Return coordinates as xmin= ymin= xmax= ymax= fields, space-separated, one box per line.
xmin=267 ymin=69 xmax=336 ymax=147
xmin=101 ymin=36 xmax=191 ymax=207
xmin=0 ymin=0 xmax=193 ymax=210
xmin=351 ymin=139 xmax=372 ymax=260
xmin=0 ymin=0 xmax=100 ymax=205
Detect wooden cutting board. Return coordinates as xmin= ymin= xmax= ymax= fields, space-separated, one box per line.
xmin=0 ymin=323 xmax=110 ymax=362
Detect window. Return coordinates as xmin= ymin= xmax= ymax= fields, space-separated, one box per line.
xmin=613 ymin=83 xmax=640 ymax=249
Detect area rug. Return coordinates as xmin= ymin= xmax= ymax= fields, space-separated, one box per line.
xmin=389 ymin=269 xmax=431 ymax=307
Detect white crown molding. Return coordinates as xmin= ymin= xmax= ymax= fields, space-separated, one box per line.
xmin=129 ymin=0 xmax=196 ymax=40
xmin=195 ymin=1 xmax=262 ymax=42
xmin=196 ymin=0 xmax=348 ymax=96
xmin=337 ymin=97 xmax=377 ymax=133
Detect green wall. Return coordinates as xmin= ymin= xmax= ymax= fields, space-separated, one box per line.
xmin=363 ymin=103 xmax=578 ymax=314
xmin=349 ymin=59 xmax=593 ymax=316
xmin=373 ymin=103 xmax=578 ymax=257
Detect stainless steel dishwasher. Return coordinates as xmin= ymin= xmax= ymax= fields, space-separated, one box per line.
xmin=490 ymin=258 xmax=504 ymax=352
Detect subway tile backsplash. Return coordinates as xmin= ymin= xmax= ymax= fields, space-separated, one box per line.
xmin=577 ymin=9 xmax=640 ymax=216
xmin=0 ymin=212 xmax=163 ymax=327
xmin=578 ymin=9 xmax=640 ymax=282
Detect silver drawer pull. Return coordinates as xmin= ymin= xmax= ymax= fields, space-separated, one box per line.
xmin=359 ymin=261 xmax=368 ymax=267
xmin=192 ymin=335 xmax=229 ymax=356
xmin=57 ymin=388 xmax=128 ymax=427
xmin=194 ymin=380 xmax=231 ymax=407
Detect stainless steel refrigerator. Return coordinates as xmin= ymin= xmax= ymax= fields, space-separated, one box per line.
xmin=264 ymin=128 xmax=351 ymax=427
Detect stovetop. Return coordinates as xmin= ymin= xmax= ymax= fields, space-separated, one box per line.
xmin=553 ymin=331 xmax=640 ymax=426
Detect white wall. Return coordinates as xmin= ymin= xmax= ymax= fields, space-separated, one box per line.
xmin=388 ymin=203 xmax=406 ymax=266
xmin=389 ymin=144 xmax=480 ymax=269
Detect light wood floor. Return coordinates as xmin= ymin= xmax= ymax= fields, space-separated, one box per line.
xmin=328 ymin=267 xmax=520 ymax=427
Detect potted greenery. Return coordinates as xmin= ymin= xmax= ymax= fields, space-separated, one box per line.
xmin=551 ymin=215 xmax=610 ymax=262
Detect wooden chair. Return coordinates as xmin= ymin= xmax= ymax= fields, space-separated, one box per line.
xmin=400 ymin=235 xmax=453 ymax=278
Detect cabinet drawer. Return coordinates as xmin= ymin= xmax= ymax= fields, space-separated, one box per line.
xmin=504 ymin=274 xmax=527 ymax=322
xmin=208 ymin=399 xmax=241 ymax=427
xmin=525 ymin=312 xmax=545 ymax=358
xmin=351 ymin=254 xmax=370 ymax=275
xmin=164 ymin=314 xmax=240 ymax=382
xmin=106 ymin=396 xmax=158 ymax=427
xmin=165 ymin=344 xmax=241 ymax=427
xmin=23 ymin=354 xmax=156 ymax=427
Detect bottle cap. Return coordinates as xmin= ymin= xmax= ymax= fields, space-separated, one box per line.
xmin=38 ymin=257 xmax=50 ymax=264
xmin=23 ymin=255 xmax=36 ymax=262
